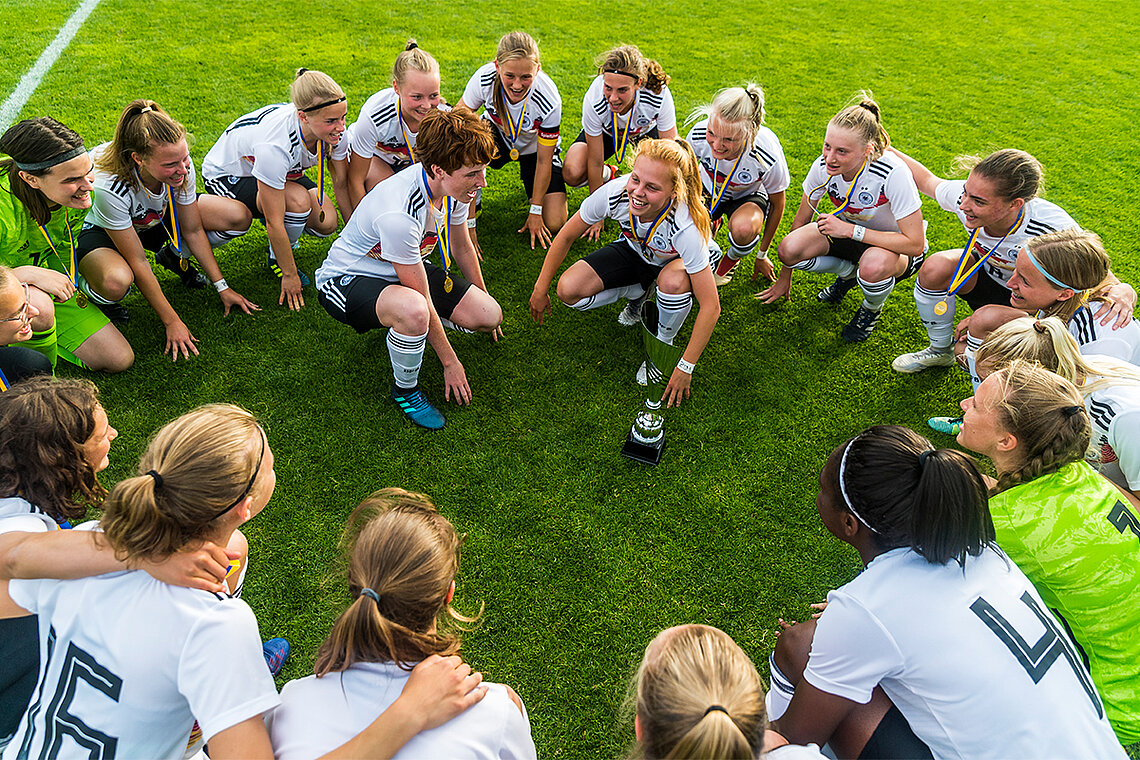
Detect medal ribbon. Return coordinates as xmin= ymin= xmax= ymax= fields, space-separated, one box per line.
xmin=0 ymin=365 xmax=9 ymax=392
xmin=611 ymin=95 xmax=636 ymax=163
xmin=708 ymin=152 xmax=745 ymax=216
xmin=503 ymin=96 xmax=528 ymax=154
xmin=317 ymin=140 xmax=327 ymax=208
xmin=944 ymin=206 xmax=1025 ymax=300
xmin=422 ymin=169 xmax=453 ymax=276
xmin=629 ymin=198 xmax=673 ymax=256
xmin=165 ymin=188 xmax=182 ymax=255
xmin=806 ymin=156 xmax=869 ymax=219
xmin=397 ymin=102 xmax=416 ymax=164
xmin=38 ymin=215 xmax=78 ymax=290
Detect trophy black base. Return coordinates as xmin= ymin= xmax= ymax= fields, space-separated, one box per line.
xmin=622 ymin=432 xmax=666 ymax=465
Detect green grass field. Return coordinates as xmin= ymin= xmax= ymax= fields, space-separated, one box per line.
xmin=3 ymin=1 xmax=1137 ymax=755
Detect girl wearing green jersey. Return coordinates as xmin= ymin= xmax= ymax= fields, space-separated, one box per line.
xmin=957 ymin=360 xmax=1140 ymax=747
xmin=0 ymin=118 xmax=132 ymax=372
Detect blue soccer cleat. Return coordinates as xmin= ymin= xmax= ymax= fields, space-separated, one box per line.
xmin=391 ymin=384 xmax=446 ymax=430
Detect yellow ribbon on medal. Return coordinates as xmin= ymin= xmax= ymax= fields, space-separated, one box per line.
xmin=317 ymin=140 xmax=328 ymax=222
xmin=503 ymin=97 xmax=528 ymax=161
xmin=397 ymin=102 xmax=416 ymax=164
xmin=629 ymin=198 xmax=673 ymax=258
xmin=708 ymin=151 xmax=745 ymax=217
xmin=611 ymin=104 xmax=633 ymax=164
xmin=0 ymin=366 xmax=10 ymax=392
xmin=165 ymin=188 xmax=188 ymax=271
xmin=807 ymin=156 xmax=869 ymax=220
xmin=935 ymin=206 xmax=1026 ymax=315
xmin=437 ymin=198 xmax=454 ymax=293
xmin=38 ymin=215 xmax=86 ymax=307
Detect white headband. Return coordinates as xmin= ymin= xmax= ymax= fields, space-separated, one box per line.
xmin=837 ymin=439 xmax=879 ymax=534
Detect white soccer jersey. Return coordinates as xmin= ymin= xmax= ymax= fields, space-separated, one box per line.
xmin=934 ymin=179 xmax=1079 ymax=289
xmin=316 ymin=165 xmax=468 ymax=287
xmin=803 ymin=547 xmax=1124 ymax=760
xmin=268 ymin=661 xmax=536 ymax=760
xmin=343 ymin=89 xmax=453 ymax=170
xmin=580 ymin=76 xmax=676 ymax=140
xmin=1083 ymin=370 xmax=1140 ymax=491
xmin=801 ymin=151 xmax=921 ymax=233
xmin=1069 ymin=305 xmax=1140 ymax=365
xmin=687 ymin=119 xmax=790 ymax=207
xmin=85 ymin=143 xmax=196 ymax=233
xmin=0 ymin=495 xmax=60 ymax=534
xmin=461 ymin=62 xmax=561 ymax=156
xmin=578 ymin=176 xmax=710 ymax=273
xmin=3 ymin=569 xmax=279 ymax=759
xmin=202 ymin=103 xmax=322 ymax=190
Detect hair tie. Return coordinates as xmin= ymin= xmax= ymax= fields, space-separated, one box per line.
xmin=360 ymin=588 xmax=380 ymax=604
xmin=297 ymin=67 xmax=309 ymax=76
xmin=1062 ymin=405 xmax=1083 ymax=418
xmin=13 ymin=144 xmax=87 ymax=172
xmin=917 ymin=449 xmax=934 ymax=469
xmin=407 ymin=41 xmax=419 ymax=50
xmin=300 ymin=95 xmax=346 ymax=113
xmin=1033 ymin=320 xmax=1047 ymax=334
xmin=146 ymin=470 xmax=163 ymax=488
xmin=139 ymin=105 xmax=153 ymax=114
xmin=703 ymin=705 xmax=729 ymax=717
xmin=837 ymin=438 xmax=879 ymax=534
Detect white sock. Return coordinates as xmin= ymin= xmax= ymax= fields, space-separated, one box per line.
xmin=792 ymin=256 xmax=857 ymax=278
xmin=727 ymin=232 xmax=759 ymax=262
xmin=914 ymin=281 xmax=954 ymax=350
xmin=79 ymin=279 xmax=124 ymax=306
xmin=655 ymin=290 xmax=693 ymax=345
xmin=387 ymin=328 xmax=427 ymax=389
xmin=858 ymin=275 xmax=895 ymax=312
xmin=965 ymin=349 xmax=982 ymax=392
xmin=567 ymin=284 xmax=645 ymax=311
xmin=439 ymin=317 xmax=475 ymax=334
xmin=280 ymin=210 xmax=309 ymax=254
xmin=206 ymin=229 xmax=247 ymax=248
xmin=766 ymin=652 xmax=795 ymax=721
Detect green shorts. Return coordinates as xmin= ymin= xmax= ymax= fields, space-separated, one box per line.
xmin=55 ymin=293 xmax=110 ymax=367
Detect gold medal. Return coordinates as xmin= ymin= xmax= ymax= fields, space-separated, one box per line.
xmin=934 ymin=300 xmax=947 ymax=316
xmin=76 ymin=291 xmax=88 ymax=308
xmin=509 ymin=148 xmax=519 ymax=161
xmin=444 ymin=276 xmax=453 ymax=293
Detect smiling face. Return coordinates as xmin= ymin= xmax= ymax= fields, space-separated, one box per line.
xmin=496 ymin=58 xmax=538 ymax=103
xmin=821 ymin=124 xmax=869 ymax=178
xmin=300 ymin=101 xmax=348 ymax=146
xmin=959 ymin=171 xmax=1022 ymax=233
xmin=20 ymin=154 xmax=95 ymax=210
xmin=957 ymin=374 xmax=1011 ymax=457
xmin=80 ymin=403 xmax=117 ymax=474
xmin=0 ymin=280 xmax=36 ymax=344
xmin=1008 ymin=250 xmax=1070 ymax=311
xmin=395 ymin=68 xmax=442 ymax=128
xmin=602 ymin=71 xmax=639 ymax=116
xmin=436 ymin=163 xmax=488 ymax=204
xmin=626 ymin=156 xmax=675 ymax=220
xmin=705 ymin=114 xmax=747 ymax=161
xmin=135 ymin=138 xmax=191 ymax=189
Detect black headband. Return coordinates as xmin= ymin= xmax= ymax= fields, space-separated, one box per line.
xmin=209 ymin=429 xmax=266 ymax=520
xmin=603 ymin=69 xmax=639 ymax=80
xmin=13 ymin=144 xmax=86 ymax=172
xmin=300 ymin=96 xmax=346 ymax=113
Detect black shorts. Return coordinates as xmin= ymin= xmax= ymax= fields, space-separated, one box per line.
xmin=75 ymin=223 xmax=170 ymax=260
xmin=708 ymin=192 xmax=770 ymax=223
xmin=317 ymin=263 xmax=472 ymax=334
xmin=960 ymin=268 xmax=1013 ymax=311
xmin=582 ymin=239 xmax=662 ymax=290
xmin=827 ymin=236 xmax=872 ymax=263
xmin=202 ymin=174 xmax=317 ymax=220
xmin=572 ymin=126 xmax=660 ymax=162
xmin=0 ymin=346 xmax=52 ymax=385
xmin=858 ymin=703 xmax=933 ymax=760
xmin=487 ymin=125 xmax=566 ymax=197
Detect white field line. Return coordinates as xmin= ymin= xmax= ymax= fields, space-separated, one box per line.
xmin=1 ymin=0 xmax=103 ymax=129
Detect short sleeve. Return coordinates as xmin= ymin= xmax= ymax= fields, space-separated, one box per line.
xmin=178 ymin=599 xmax=280 ymax=743
xmin=801 ymin=159 xmax=827 ymax=200
xmin=577 ymin=179 xmax=622 ymax=225
xmin=582 ymin=98 xmax=603 ymax=137
xmin=249 ymin=143 xmax=293 ymax=190
xmin=0 ymin=514 xmax=55 ymax=534
xmin=934 ymin=179 xmax=965 ymax=215
xmin=89 ymin=185 xmax=133 ymax=231
xmin=349 ymin=115 xmax=380 ymax=160
xmin=1109 ymin=409 xmax=1140 ymax=489
xmin=885 ymin=164 xmax=922 ymax=220
xmin=655 ymin=87 xmax=677 ymax=133
xmin=761 ymin=139 xmax=791 ymax=195
xmin=496 ymin=685 xmax=538 ymax=760
xmin=6 ymin=577 xmax=48 ymax=615
xmin=461 ymin=69 xmax=487 ymax=111
xmin=675 ymin=226 xmax=711 ymax=274
xmin=802 ymin=590 xmax=904 ymax=704
xmin=448 ymin=198 xmax=470 ymax=226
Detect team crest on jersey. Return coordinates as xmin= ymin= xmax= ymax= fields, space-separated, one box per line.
xmin=650 ymin=233 xmax=670 ymax=250
xmin=857 ymin=188 xmax=876 ymax=206
xmin=635 ymin=115 xmax=651 ymax=128
xmin=737 ymin=168 xmax=753 ymax=184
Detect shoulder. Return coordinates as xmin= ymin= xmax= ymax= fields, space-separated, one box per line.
xmin=867 ymin=151 xmax=912 ymax=181
xmin=1023 ymin=198 xmax=1078 ymax=236
xmin=640 ymin=87 xmax=666 ymax=109
xmin=364 ymin=90 xmax=399 ymax=127
xmin=474 ymin=62 xmax=497 ymax=88
xmin=751 ymin=127 xmax=785 ymax=166
xmin=687 ymin=118 xmax=708 ymax=141
xmin=531 ymin=74 xmax=561 ymax=113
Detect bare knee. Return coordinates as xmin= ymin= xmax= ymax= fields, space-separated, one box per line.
xmin=969 ymin=304 xmax=1017 ymax=338
xmin=728 ymin=211 xmax=763 ymax=245
xmin=384 ymin=290 xmax=430 ymax=335
xmin=916 ymin=250 xmax=958 ymax=289
xmin=556 ymin=264 xmax=598 ymax=305
xmin=656 ymin=266 xmax=691 ymax=295
xmin=857 ymin=250 xmax=901 ymax=282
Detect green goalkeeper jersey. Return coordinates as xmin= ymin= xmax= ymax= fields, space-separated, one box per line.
xmin=990 ymin=461 xmax=1140 ymax=745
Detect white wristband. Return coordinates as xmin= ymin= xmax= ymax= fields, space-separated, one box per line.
xmin=467 ymin=219 xmax=477 ymax=229
xmin=759 ymin=249 xmax=770 ymax=258
xmin=851 ymin=225 xmax=866 ymax=242
xmin=676 ymin=359 xmax=695 ymax=374
xmin=213 ymin=278 xmax=229 ymax=293
xmin=529 ymin=204 xmax=543 ymax=216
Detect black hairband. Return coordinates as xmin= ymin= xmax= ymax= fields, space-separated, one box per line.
xmin=703 ymin=704 xmax=729 ymax=717
xmin=13 ymin=144 xmax=87 ymax=172
xmin=209 ymin=429 xmax=266 ymax=520
xmin=604 ymin=69 xmax=638 ymax=80
xmin=917 ymin=450 xmax=934 ymax=469
xmin=146 ymin=470 xmax=163 ymax=488
xmin=1062 ymin=405 xmax=1084 ymax=418
xmin=300 ymin=96 xmax=346 ymax=113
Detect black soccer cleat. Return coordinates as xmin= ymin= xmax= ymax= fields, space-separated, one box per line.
xmin=817 ymin=275 xmax=859 ymax=305
xmin=157 ymin=244 xmax=209 ymax=289
xmin=841 ymin=305 xmax=882 ymax=342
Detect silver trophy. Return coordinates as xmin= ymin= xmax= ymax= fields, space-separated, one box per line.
xmin=622 ymin=302 xmax=684 ymax=465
